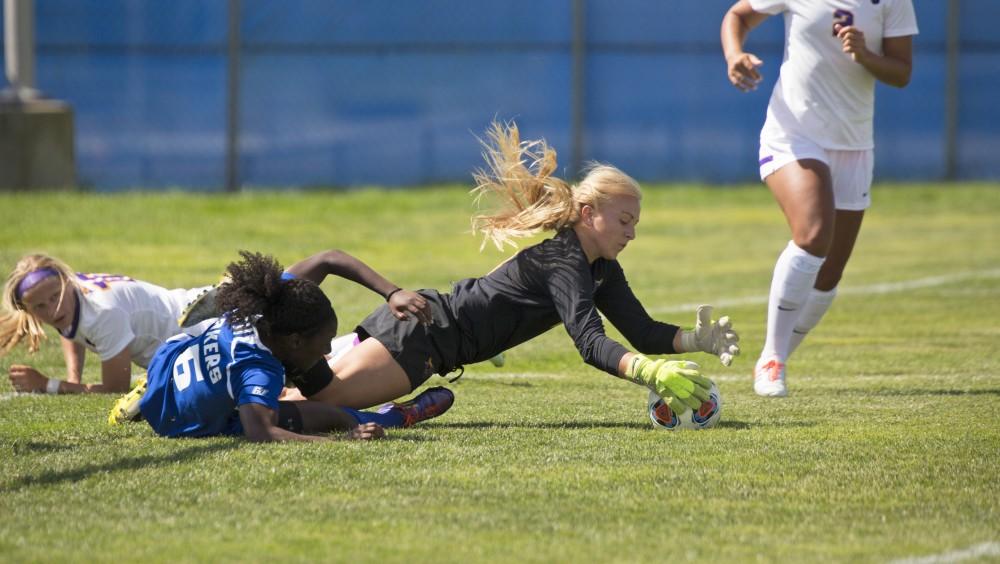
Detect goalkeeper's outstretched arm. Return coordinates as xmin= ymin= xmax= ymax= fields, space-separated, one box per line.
xmin=676 ymin=305 xmax=741 ymax=366
xmin=618 ymin=352 xmax=713 ymax=414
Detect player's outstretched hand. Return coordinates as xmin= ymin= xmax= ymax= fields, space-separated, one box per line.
xmin=8 ymin=364 xmax=48 ymax=393
xmin=726 ymin=52 xmax=763 ymax=92
xmin=627 ymin=356 xmax=712 ymax=414
xmin=388 ymin=289 xmax=433 ymax=325
xmin=344 ymin=422 xmax=385 ymax=441
xmin=681 ymin=305 xmax=741 ymax=366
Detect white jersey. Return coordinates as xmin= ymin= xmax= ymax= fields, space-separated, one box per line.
xmin=59 ymin=273 xmax=211 ymax=368
xmin=750 ymin=0 xmax=918 ymax=149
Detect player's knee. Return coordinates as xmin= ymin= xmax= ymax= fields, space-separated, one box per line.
xmin=792 ymin=228 xmax=832 ymax=258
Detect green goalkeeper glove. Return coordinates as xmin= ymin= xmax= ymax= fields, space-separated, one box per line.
xmin=625 ymin=355 xmax=712 ymax=414
xmin=679 ymin=305 xmax=740 ymax=366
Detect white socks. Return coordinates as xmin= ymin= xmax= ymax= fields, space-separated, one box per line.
xmin=788 ymin=287 xmax=838 ymax=356
xmin=760 ymin=241 xmax=825 ymax=362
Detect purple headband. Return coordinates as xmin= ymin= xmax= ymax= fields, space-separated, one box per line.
xmin=15 ymin=267 xmax=60 ymax=301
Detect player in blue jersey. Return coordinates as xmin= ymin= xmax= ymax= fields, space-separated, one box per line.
xmin=137 ymin=251 xmax=454 ymax=441
xmin=172 ymin=247 xmax=437 ymax=406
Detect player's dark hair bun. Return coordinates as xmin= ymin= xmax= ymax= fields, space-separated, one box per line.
xmin=217 ymin=250 xmax=336 ymax=336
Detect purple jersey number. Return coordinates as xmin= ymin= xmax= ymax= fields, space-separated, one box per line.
xmin=76 ymin=272 xmax=134 ymax=291
xmin=833 ymin=9 xmax=854 ymax=36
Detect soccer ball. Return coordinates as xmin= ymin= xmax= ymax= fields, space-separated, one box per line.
xmin=647 ymin=383 xmax=723 ymax=430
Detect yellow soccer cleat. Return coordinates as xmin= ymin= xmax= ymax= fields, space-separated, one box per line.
xmin=108 ymin=375 xmax=148 ymax=425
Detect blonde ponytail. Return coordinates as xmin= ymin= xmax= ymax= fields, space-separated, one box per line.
xmin=471 ymin=121 xmax=642 ymax=251
xmin=0 ymin=254 xmax=78 ymax=355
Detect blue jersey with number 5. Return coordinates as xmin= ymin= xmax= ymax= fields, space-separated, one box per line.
xmin=139 ymin=320 xmax=285 ymax=438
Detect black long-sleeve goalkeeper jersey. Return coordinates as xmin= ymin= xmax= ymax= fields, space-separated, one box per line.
xmin=445 ymin=228 xmax=679 ymax=375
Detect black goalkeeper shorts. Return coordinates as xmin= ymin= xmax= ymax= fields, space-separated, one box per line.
xmin=356 ymin=289 xmax=462 ymax=390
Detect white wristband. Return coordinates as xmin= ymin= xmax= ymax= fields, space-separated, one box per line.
xmin=46 ymin=378 xmax=62 ymax=394
xmin=679 ymin=329 xmax=697 ymax=353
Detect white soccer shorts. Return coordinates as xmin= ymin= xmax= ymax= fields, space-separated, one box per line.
xmin=758 ymin=136 xmax=874 ymax=211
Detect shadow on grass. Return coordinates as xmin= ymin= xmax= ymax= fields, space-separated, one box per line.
xmin=715 ymin=420 xmax=751 ymax=430
xmin=730 ymin=419 xmax=818 ymax=429
xmin=434 ymin=420 xmax=663 ymax=430
xmin=1 ymin=442 xmax=239 ymax=493
xmin=384 ymin=433 xmax=439 ymax=442
xmin=843 ymin=388 xmax=1000 ymax=397
xmin=8 ymin=440 xmax=79 ymax=454
xmin=433 ymin=419 xmax=770 ymax=430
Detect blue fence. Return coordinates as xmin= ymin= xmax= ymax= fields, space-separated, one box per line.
xmin=2 ymin=1 xmax=998 ymax=190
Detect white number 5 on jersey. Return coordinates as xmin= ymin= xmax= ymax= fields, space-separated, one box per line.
xmin=173 ymin=347 xmax=204 ymax=391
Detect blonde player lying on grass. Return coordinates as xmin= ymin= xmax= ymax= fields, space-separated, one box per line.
xmin=1 ymin=249 xmax=429 ymax=397
xmin=1 ymin=254 xmax=215 ymax=395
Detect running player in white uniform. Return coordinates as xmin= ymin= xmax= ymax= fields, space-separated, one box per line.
xmin=721 ymin=0 xmax=918 ymax=396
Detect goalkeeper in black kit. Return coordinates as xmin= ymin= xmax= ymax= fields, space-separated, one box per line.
xmin=289 ymin=122 xmax=741 ymax=418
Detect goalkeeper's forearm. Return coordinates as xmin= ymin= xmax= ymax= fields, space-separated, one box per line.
xmin=618 ymin=352 xmax=640 ymax=383
xmin=674 ymin=329 xmax=694 ymax=353
xmin=618 ymin=352 xmax=659 ymax=388
xmin=618 ymin=353 xmax=635 ymax=378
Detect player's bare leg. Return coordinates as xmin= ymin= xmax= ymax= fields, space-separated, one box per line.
xmin=788 ymin=209 xmax=864 ymax=355
xmin=307 ymin=337 xmax=412 ymax=410
xmin=768 ymin=159 xmax=835 ymax=256
xmin=755 ymin=159 xmax=834 ymax=397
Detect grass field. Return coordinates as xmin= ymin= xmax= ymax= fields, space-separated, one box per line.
xmin=1 ymin=183 xmax=998 ymax=562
